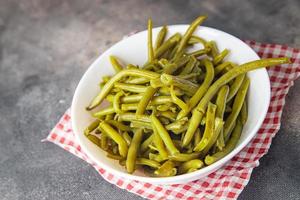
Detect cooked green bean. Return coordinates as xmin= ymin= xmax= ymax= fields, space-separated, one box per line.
xmin=163 ymin=56 xmax=190 ymax=75
xmin=86 ymin=134 xmax=102 ymax=148
xmin=160 ymin=73 xmax=199 ymax=95
xmin=113 ymin=91 xmax=124 ymax=114
xmin=154 ymin=160 xmax=177 ymax=177
xmin=126 ymin=129 xmax=143 ymax=173
xmin=99 ymin=122 xmax=128 ymax=157
xmin=227 ymin=74 xmax=245 ymax=102
xmin=84 ymin=120 xmax=100 ymax=136
xmin=150 ymin=115 xmax=179 ymax=155
xmin=147 ymin=19 xmax=154 ymax=62
xmin=194 ymin=102 xmax=217 ymax=151
xmin=170 ymin=85 xmax=188 ymax=112
xmin=215 ymin=85 xmax=229 ymax=150
xmin=169 ymin=152 xmax=201 ymax=162
xmin=214 ymin=61 xmax=231 ymax=76
xmin=153 ymin=126 xmax=168 ymax=159
xmin=136 ymin=158 xmax=161 ymax=169
xmin=188 ymin=48 xmax=210 ymax=58
xmin=205 ymin=118 xmax=242 ymax=165
xmin=241 ymin=101 xmax=248 ymax=125
xmin=175 ymin=15 xmax=207 ymax=58
xmin=93 ymin=106 xmax=115 ymax=118
xmin=179 ymin=56 xmax=197 ymax=75
xmin=177 ymin=72 xmax=201 ymax=80
xmin=109 ymin=56 xmax=123 ymax=72
xmin=189 ymin=35 xmax=207 ymax=46
xmin=140 ymin=134 xmax=154 ymax=153
xmin=87 ymin=69 xmax=160 ymax=110
xmin=157 ymin=110 xmax=177 ymax=121
xmin=177 ymin=58 xmax=214 ymax=119
xmin=106 ymin=120 xmax=131 ymax=132
xmin=206 ymin=41 xmax=219 ymax=57
xmin=178 ymin=159 xmax=204 ymax=174
xmin=136 ymin=86 xmax=158 ymax=116
xmin=154 ymin=33 xmax=181 ymax=59
xmin=107 ymin=153 xmax=123 ymax=160
xmin=224 ymin=77 xmax=250 ymax=141
xmin=213 ymin=49 xmax=229 ymax=65
xmin=122 ymin=131 xmax=132 ymax=145
xmin=155 ymin=26 xmax=167 ymax=50
xmin=118 ymin=112 xmax=150 ymax=123
xmin=114 ymin=82 xmax=147 ymax=93
xmin=125 ymin=77 xmax=150 ymax=84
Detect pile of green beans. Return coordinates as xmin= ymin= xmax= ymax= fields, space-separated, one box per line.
xmin=84 ymin=16 xmax=290 ymax=177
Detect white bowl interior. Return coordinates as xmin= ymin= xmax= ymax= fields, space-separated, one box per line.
xmin=71 ymin=25 xmax=270 ymax=184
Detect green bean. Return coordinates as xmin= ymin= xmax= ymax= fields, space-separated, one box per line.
xmin=175 ymin=16 xmax=207 ymax=58
xmin=177 ymin=58 xmax=214 ymax=119
xmin=106 ymin=120 xmax=131 ymax=132
xmin=140 ymin=134 xmax=154 ymax=153
xmin=200 ymin=117 xmax=224 ymax=156
xmin=87 ymin=69 xmax=160 ymax=110
xmin=155 ymin=26 xmax=167 ymax=50
xmin=114 ymin=82 xmax=147 ymax=93
xmin=160 ymin=73 xmax=199 ymax=95
xmin=163 ymin=56 xmax=190 ymax=75
xmin=154 ymin=33 xmax=181 ymax=59
xmin=241 ymin=101 xmax=248 ymax=125
xmin=130 ymin=120 xmax=152 ymax=129
xmin=122 ymin=131 xmax=132 ymax=146
xmin=213 ymin=49 xmax=229 ymax=65
xmin=136 ymin=158 xmax=161 ymax=169
xmin=224 ymin=77 xmax=250 ymax=141
xmin=121 ymin=103 xmax=153 ymax=111
xmin=126 ymin=129 xmax=143 ymax=173
xmin=188 ymin=35 xmax=207 ymax=46
xmin=170 ymin=85 xmax=188 ymax=112
xmin=214 ymin=61 xmax=231 ymax=76
xmin=86 ymin=134 xmax=102 ymax=148
xmin=194 ymin=103 xmax=217 ymax=151
xmin=147 ymin=19 xmax=154 ymax=62
xmin=154 ymin=160 xmax=177 ymax=177
xmin=178 ymin=159 xmax=204 ymax=174
xmin=136 ymin=86 xmax=158 ymax=116
xmin=227 ymin=74 xmax=245 ymax=102
xmin=109 ymin=56 xmax=123 ymax=72
xmin=153 ymin=126 xmax=168 ymax=159
xmin=118 ymin=112 xmax=151 ymax=123
xmin=156 ymin=103 xmax=174 ymax=112
xmin=93 ymin=106 xmax=115 ymax=118
xmin=150 ymin=115 xmax=179 ymax=155
xmin=100 ymin=129 xmax=108 ymax=150
xmin=157 ymin=110 xmax=177 ymax=121
xmin=99 ymin=122 xmax=128 ymax=157
xmin=107 ymin=153 xmax=123 ymax=160
xmin=125 ymin=77 xmax=150 ymax=84
xmin=84 ymin=120 xmax=100 ymax=136
xmin=206 ymin=41 xmax=219 ymax=57
xmin=149 ymin=153 xmax=167 ymax=162
xmin=179 ymin=56 xmax=197 ymax=75
xmin=177 ymin=72 xmax=201 ymax=80
xmin=205 ymin=118 xmax=242 ymax=165
xmin=215 ymin=85 xmax=229 ymax=150
xmin=193 ymin=128 xmax=201 ymax=147
xmin=159 ymin=86 xmax=184 ymax=96
xmin=113 ymin=91 xmax=124 ymax=114
xmin=150 ymin=96 xmax=172 ymax=105
xmin=126 ymin=64 xmax=138 ymax=69
xmin=150 ymin=77 xmax=164 ymax=88
xmin=188 ymin=48 xmax=210 ymax=58
xmin=169 ymin=152 xmax=201 ymax=162
xmin=182 ymin=109 xmax=204 ymax=147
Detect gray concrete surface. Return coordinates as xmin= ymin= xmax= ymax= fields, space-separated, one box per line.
xmin=0 ymin=0 xmax=299 ymax=199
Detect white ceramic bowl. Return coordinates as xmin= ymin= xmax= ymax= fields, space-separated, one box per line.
xmin=71 ymin=25 xmax=270 ymax=185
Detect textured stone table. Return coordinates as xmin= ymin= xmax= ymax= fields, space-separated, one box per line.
xmin=0 ymin=0 xmax=299 ymax=199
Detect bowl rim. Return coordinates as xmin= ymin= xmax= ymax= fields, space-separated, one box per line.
xmin=71 ymin=25 xmax=270 ymax=184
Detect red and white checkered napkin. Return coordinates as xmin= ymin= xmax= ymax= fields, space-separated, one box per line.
xmin=44 ymin=41 xmax=300 ymax=200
